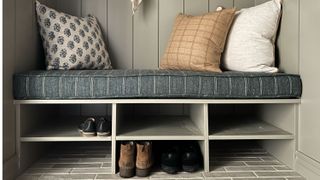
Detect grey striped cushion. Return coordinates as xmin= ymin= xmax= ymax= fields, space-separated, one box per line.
xmin=13 ymin=70 xmax=302 ymax=100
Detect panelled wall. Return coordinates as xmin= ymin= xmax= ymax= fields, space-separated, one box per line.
xmin=4 ymin=0 xmax=300 ymax=179
xmin=298 ymin=0 xmax=320 ymax=179
xmin=29 ymin=0 xmax=298 ymax=73
xmin=51 ymin=0 xmax=272 ymax=70
xmin=11 ymin=0 xmax=300 ymax=74
xmin=3 ymin=0 xmax=17 ymax=177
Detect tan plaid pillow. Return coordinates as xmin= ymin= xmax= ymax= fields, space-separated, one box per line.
xmin=160 ymin=8 xmax=236 ymax=72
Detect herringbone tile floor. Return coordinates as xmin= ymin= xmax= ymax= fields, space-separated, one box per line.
xmin=18 ymin=144 xmax=305 ymax=180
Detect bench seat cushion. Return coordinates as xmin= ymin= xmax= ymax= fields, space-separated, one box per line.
xmin=13 ymin=70 xmax=302 ymax=100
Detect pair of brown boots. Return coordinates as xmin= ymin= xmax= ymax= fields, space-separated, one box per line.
xmin=118 ymin=141 xmax=153 ymax=178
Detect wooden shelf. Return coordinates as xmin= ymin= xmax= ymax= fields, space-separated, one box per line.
xmin=117 ymin=116 xmax=204 ymax=140
xmin=209 ymin=117 xmax=293 ymax=140
xmin=21 ymin=120 xmax=111 ymax=142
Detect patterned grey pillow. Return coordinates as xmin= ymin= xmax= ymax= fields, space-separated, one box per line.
xmin=36 ymin=1 xmax=112 ymax=70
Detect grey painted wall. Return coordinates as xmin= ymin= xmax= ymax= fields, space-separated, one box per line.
xmin=41 ymin=0 xmax=299 ymax=72
xmin=3 ymin=0 xmax=16 ymax=170
xmin=298 ymin=0 xmax=320 ymax=179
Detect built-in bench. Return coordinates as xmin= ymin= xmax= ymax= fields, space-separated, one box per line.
xmin=13 ymin=70 xmax=302 ymax=173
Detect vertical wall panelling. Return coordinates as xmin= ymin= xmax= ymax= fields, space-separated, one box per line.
xmin=159 ymin=0 xmax=183 ymax=61
xmin=277 ymin=0 xmax=300 ymax=73
xmin=108 ymin=0 xmax=133 ymax=69
xmin=133 ymin=0 xmax=159 ymax=69
xmin=255 ymin=0 xmax=269 ymax=5
xmin=55 ymin=0 xmax=81 ymax=16
xmin=234 ymin=0 xmax=255 ymax=9
xmin=299 ymin=0 xmax=320 ymax=178
xmin=209 ymin=0 xmax=233 ymax=11
xmin=15 ymin=0 xmax=37 ymax=73
xmin=82 ymin=0 xmax=108 ymax=43
xmin=4 ymin=0 xmax=16 ymax=178
xmin=40 ymin=0 xmax=57 ymax=7
xmin=184 ymin=0 xmax=209 ymax=15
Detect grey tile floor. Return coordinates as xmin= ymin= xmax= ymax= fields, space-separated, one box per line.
xmin=18 ymin=144 xmax=305 ymax=180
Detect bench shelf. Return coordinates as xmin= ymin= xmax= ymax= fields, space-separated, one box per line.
xmin=20 ymin=119 xmax=112 ymax=142
xmin=209 ymin=118 xmax=293 ymax=140
xmin=116 ymin=116 xmax=204 ymax=141
xmin=15 ymin=100 xmax=299 ymax=174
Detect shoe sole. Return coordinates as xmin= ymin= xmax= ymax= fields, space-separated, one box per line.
xmin=97 ymin=132 xmax=111 ymax=136
xmin=136 ymin=167 xmax=151 ymax=177
xmin=182 ymin=164 xmax=200 ymax=172
xmin=119 ymin=167 xmax=134 ymax=178
xmin=80 ymin=132 xmax=96 ymax=137
xmin=161 ymin=164 xmax=178 ymax=174
xmin=78 ymin=128 xmax=96 ymax=137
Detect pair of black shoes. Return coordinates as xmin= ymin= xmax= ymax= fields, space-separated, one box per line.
xmin=161 ymin=142 xmax=202 ymax=174
xmin=78 ymin=117 xmax=111 ymax=137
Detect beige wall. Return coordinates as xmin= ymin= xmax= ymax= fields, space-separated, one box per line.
xmin=297 ymin=0 xmax=320 ymax=179
xmin=43 ymin=0 xmax=297 ymax=72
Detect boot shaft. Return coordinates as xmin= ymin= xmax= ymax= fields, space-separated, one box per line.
xmin=136 ymin=141 xmax=153 ymax=169
xmin=119 ymin=141 xmax=136 ymax=168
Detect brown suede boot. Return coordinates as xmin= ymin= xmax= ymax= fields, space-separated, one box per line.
xmin=136 ymin=141 xmax=153 ymax=177
xmin=118 ymin=141 xmax=135 ymax=178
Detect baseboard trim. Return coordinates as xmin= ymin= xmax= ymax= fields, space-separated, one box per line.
xmin=295 ymin=151 xmax=320 ymax=180
xmin=3 ymin=155 xmax=18 ymax=180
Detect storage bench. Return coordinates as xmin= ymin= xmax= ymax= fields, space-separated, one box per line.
xmin=13 ymin=70 xmax=302 ymax=174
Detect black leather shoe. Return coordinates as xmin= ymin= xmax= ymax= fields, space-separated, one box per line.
xmin=161 ymin=146 xmax=181 ymax=174
xmin=181 ymin=143 xmax=201 ymax=172
xmin=96 ymin=117 xmax=111 ymax=136
xmin=78 ymin=117 xmax=96 ymax=136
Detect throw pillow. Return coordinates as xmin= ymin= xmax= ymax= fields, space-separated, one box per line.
xmin=36 ymin=1 xmax=112 ymax=70
xmin=160 ymin=8 xmax=236 ymax=72
xmin=222 ymin=0 xmax=282 ymax=73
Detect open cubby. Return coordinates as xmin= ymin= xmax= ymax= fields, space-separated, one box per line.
xmin=25 ymin=142 xmax=113 ymax=174
xmin=116 ymin=140 xmax=204 ymax=174
xmin=20 ymin=104 xmax=112 ymax=142
xmin=208 ymin=104 xmax=294 ymax=140
xmin=209 ymin=141 xmax=277 ymax=172
xmin=116 ymin=104 xmax=206 ymax=140
xmin=15 ymin=100 xmax=299 ymax=174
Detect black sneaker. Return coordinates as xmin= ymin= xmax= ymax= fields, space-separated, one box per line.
xmin=96 ymin=117 xmax=111 ymax=136
xmin=181 ymin=143 xmax=201 ymax=172
xmin=161 ymin=145 xmax=181 ymax=174
xmin=78 ymin=117 xmax=96 ymax=137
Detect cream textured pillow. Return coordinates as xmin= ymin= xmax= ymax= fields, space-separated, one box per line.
xmin=222 ymin=0 xmax=282 ymax=73
xmin=36 ymin=1 xmax=112 ymax=70
xmin=160 ymin=9 xmax=236 ymax=72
